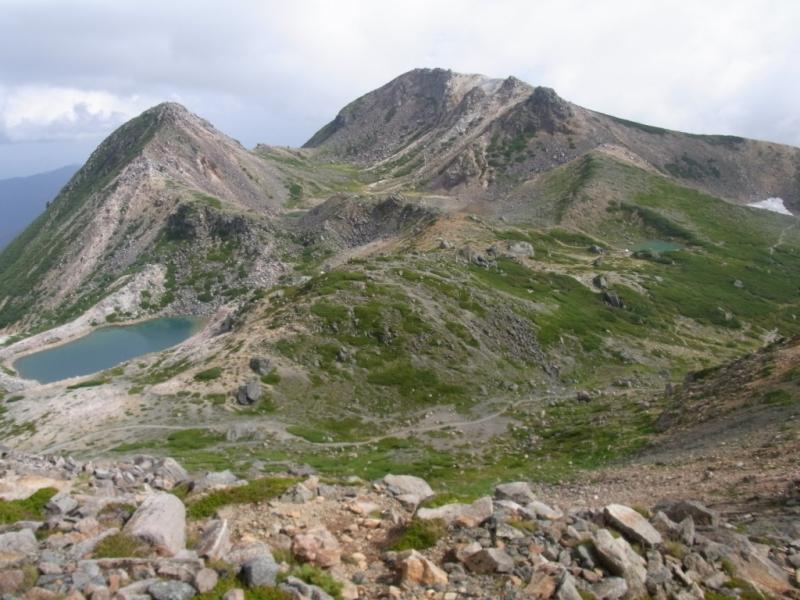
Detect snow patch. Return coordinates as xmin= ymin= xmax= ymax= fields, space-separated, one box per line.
xmin=747 ymin=197 xmax=793 ymax=216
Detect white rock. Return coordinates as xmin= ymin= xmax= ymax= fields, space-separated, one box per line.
xmin=604 ymin=504 xmax=662 ymax=547
xmin=417 ymin=497 xmax=493 ymax=526
xmin=382 ymin=474 xmax=434 ymax=505
xmin=124 ymin=493 xmax=186 ymax=555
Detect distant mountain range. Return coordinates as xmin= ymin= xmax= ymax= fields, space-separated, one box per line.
xmin=0 ymin=165 xmax=79 ymax=250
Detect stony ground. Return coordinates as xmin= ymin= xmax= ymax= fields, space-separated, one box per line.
xmin=1 ymin=448 xmax=798 ymax=600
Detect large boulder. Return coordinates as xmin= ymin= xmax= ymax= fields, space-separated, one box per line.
xmin=416 ymin=496 xmax=492 ymax=527
xmin=124 ymin=493 xmax=186 ymax=555
xmin=593 ymin=529 xmax=647 ymax=597
xmin=381 ymin=474 xmax=434 ymax=507
xmin=235 ymin=379 xmax=262 ymax=405
xmin=604 ymin=504 xmax=662 ymax=547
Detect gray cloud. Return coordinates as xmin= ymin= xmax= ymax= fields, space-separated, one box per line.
xmin=0 ymin=0 xmax=798 ymax=177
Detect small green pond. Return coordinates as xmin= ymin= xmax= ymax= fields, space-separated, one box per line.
xmin=14 ymin=316 xmax=203 ymax=384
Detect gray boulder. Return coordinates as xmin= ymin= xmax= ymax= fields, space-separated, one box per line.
xmin=279 ymin=576 xmax=334 ymax=600
xmin=235 ymin=379 xmax=262 ymax=405
xmin=527 ymin=500 xmax=563 ymax=521
xmin=602 ymin=290 xmax=625 ymax=308
xmin=382 ymin=474 xmax=434 ymax=506
xmin=192 ymin=470 xmax=239 ymax=492
xmin=241 ymin=554 xmax=279 ymax=587
xmin=592 ymin=274 xmax=609 ymax=289
xmin=591 ymin=576 xmax=628 ymax=600
xmin=464 ymin=548 xmax=514 ymax=574
xmin=46 ymin=492 xmax=78 ymax=515
xmin=604 ymin=504 xmax=662 ymax=547
xmin=249 ymin=357 xmax=271 ymax=375
xmin=507 ymin=241 xmax=535 ymax=258
xmin=417 ymin=496 xmax=493 ymax=527
xmin=154 ymin=457 xmax=189 ymax=486
xmin=198 ymin=519 xmax=231 ymax=561
xmin=660 ymin=500 xmax=719 ymax=528
xmin=193 ymin=569 xmax=218 ymax=594
xmin=594 ymin=529 xmax=647 ymax=597
xmin=280 ymin=482 xmax=315 ymax=504
xmin=148 ymin=580 xmax=196 ymax=600
xmin=0 ymin=528 xmax=39 ymax=562
xmin=124 ymin=493 xmax=186 ymax=555
xmin=494 ymin=481 xmax=536 ymax=504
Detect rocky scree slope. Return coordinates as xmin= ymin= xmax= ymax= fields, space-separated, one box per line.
xmin=1 ymin=449 xmax=799 ymax=600
xmin=656 ymin=334 xmax=800 ymax=433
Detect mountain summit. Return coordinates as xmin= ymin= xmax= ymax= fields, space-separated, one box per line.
xmin=306 ymin=68 xmax=800 ymax=212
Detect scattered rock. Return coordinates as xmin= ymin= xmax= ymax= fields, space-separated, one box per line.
xmin=221 ymin=590 xmax=244 ymax=600
xmin=46 ymin=492 xmax=79 ymax=515
xmin=193 ymin=568 xmax=218 ymax=594
xmin=416 ymin=497 xmax=492 ymax=527
xmin=235 ymin=379 xmax=262 ymax=405
xmin=493 ymin=481 xmax=535 ymax=504
xmin=0 ymin=569 xmax=25 ymax=595
xmin=292 ymin=526 xmax=341 ymax=568
xmin=279 ymin=575 xmax=335 ymax=600
xmin=249 ymin=357 xmax=271 ymax=376
xmin=192 ymin=470 xmax=240 ymax=493
xmin=507 ymin=241 xmax=535 ymax=258
xmin=0 ymin=528 xmax=39 ymax=562
xmin=396 ymin=549 xmax=448 ymax=586
xmin=660 ymin=500 xmax=720 ymax=528
xmin=197 ymin=519 xmax=231 ymax=561
xmin=602 ymin=290 xmax=624 ymax=308
xmin=463 ymin=548 xmax=514 ymax=574
xmin=147 ymin=580 xmax=196 ymax=600
xmin=240 ymin=554 xmax=279 ymax=587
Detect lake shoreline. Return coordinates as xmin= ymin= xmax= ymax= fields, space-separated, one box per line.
xmin=12 ymin=316 xmax=207 ymax=384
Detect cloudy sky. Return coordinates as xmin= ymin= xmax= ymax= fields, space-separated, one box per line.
xmin=1 ymin=0 xmax=799 ymax=178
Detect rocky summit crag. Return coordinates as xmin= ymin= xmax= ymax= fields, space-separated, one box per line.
xmin=0 ymin=68 xmax=799 ymax=598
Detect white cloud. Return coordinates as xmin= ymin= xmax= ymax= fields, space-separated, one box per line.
xmin=0 ymin=87 xmax=154 ymax=142
xmin=0 ymin=0 xmax=798 ymax=174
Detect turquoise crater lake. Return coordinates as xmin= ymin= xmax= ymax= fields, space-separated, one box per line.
xmin=13 ymin=316 xmax=203 ymax=384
